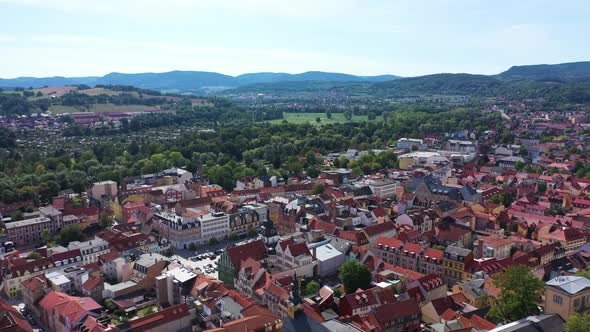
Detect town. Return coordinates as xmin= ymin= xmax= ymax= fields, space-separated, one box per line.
xmin=1 ymin=104 xmax=590 ymax=332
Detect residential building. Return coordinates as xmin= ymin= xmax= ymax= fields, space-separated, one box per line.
xmin=68 ymin=238 xmax=110 ymax=264
xmin=443 ymin=245 xmax=474 ymax=285
xmin=218 ymin=239 xmax=268 ymax=286
xmin=544 ymin=276 xmax=590 ymax=320
xmin=0 ymin=299 xmax=33 ymax=332
xmin=38 ymin=291 xmax=102 ymax=332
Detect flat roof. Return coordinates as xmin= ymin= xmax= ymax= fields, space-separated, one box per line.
xmin=315 ymin=244 xmax=343 ymax=261
xmin=5 ymin=217 xmax=51 ymax=229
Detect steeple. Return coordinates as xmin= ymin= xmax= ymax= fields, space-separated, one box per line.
xmin=289 ymin=271 xmax=301 ymax=306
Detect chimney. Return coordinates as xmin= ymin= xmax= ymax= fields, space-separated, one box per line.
xmin=477 ymin=239 xmax=484 ymax=258
xmin=312 ymin=247 xmax=317 ymax=260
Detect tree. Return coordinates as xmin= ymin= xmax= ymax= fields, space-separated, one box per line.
xmin=332 ymin=287 xmax=341 ymax=298
xmin=315 ymin=117 xmax=321 ymax=123
xmin=326 ymin=109 xmax=332 ymax=119
xmin=537 ymin=182 xmax=547 ymax=194
xmin=305 ymin=281 xmax=320 ymax=295
xmin=312 ymin=184 xmax=325 ymax=195
xmin=10 ymin=210 xmax=24 ymax=221
xmin=208 ymin=237 xmax=219 ymax=246
xmin=566 ymin=312 xmax=590 ymax=332
xmin=27 ymin=252 xmax=42 ymax=260
xmin=488 ymin=265 xmax=544 ymax=323
xmin=575 ymin=270 xmax=590 ymax=279
xmin=247 ymin=227 xmax=258 ymax=238
xmin=99 ymin=213 xmax=113 ymax=228
xmin=344 ymin=110 xmax=352 ymax=121
xmin=188 ymin=243 xmax=197 ymax=251
xmin=41 ymin=229 xmax=52 ymax=245
xmin=339 ymin=260 xmax=371 ymax=294
xmin=368 ymin=112 xmax=376 ymax=121
xmin=57 ymin=225 xmax=85 ymax=246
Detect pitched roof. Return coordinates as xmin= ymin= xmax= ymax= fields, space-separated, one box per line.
xmin=0 ymin=299 xmax=33 ymax=332
xmin=226 ymin=239 xmax=267 ymax=271
xmin=128 ymin=303 xmax=190 ymax=332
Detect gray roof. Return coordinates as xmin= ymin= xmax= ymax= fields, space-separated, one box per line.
xmin=489 ymin=314 xmax=563 ymax=332
xmin=546 ymin=276 xmax=590 ymax=294
xmin=322 ymin=319 xmax=363 ymax=332
xmin=5 ymin=217 xmax=51 ymax=229
xmin=445 ymin=245 xmax=471 ymax=256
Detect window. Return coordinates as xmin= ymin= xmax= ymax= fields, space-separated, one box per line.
xmin=553 ymin=295 xmax=563 ymax=305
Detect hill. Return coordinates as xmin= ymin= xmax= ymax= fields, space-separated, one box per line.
xmin=499 ymin=61 xmax=590 ymax=81
xmin=0 ymin=71 xmax=400 ymax=93
xmin=370 ymin=74 xmax=503 ymax=97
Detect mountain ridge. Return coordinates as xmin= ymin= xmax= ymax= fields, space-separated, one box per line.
xmin=0 ymin=70 xmax=400 ymax=92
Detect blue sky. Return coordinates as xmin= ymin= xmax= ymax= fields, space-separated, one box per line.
xmin=0 ymin=0 xmax=588 ymax=78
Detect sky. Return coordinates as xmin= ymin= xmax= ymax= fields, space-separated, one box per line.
xmin=0 ymin=0 xmax=589 ymax=78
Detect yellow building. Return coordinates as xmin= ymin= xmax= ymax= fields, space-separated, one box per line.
xmin=545 ymin=276 xmax=590 ymax=320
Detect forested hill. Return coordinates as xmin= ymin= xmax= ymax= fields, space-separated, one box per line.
xmin=0 ymin=71 xmax=400 ymax=93
xmin=498 ymin=61 xmax=590 ymax=80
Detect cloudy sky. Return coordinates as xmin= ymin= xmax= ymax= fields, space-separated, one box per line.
xmin=0 ymin=0 xmax=588 ymax=78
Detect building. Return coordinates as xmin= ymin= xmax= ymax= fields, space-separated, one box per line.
xmin=155 ymin=266 xmax=197 ymax=308
xmin=313 ymin=242 xmax=347 ymax=277
xmin=68 ymin=238 xmax=110 ymax=264
xmin=22 ymin=276 xmax=48 ymax=317
xmin=124 ymin=303 xmax=194 ymax=332
xmin=1 ymin=257 xmax=55 ymax=298
xmin=218 ymin=239 xmax=268 ymax=286
xmin=397 ymin=138 xmax=425 ymax=151
xmin=152 ymin=212 xmax=201 ymax=249
xmin=4 ymin=217 xmax=52 ymax=249
xmin=199 ymin=212 xmax=230 ymax=242
xmin=0 ymin=298 xmax=33 ymax=332
xmin=38 ymin=291 xmax=102 ymax=332
xmin=90 ymin=180 xmax=118 ymax=200
xmin=443 ymin=245 xmax=473 ymax=285
xmin=446 ymin=139 xmax=477 ymax=153
xmin=45 ymin=271 xmax=72 ymax=294
xmin=364 ymin=179 xmax=398 ymax=199
xmin=398 ymin=151 xmax=442 ymax=170
xmin=544 ymin=276 xmax=590 ymax=320
xmin=339 ymin=288 xmax=381 ymax=316
xmin=270 ymin=239 xmax=317 ymax=277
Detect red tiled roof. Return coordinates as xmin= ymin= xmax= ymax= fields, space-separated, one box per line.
xmin=363 ymin=222 xmax=396 ymax=237
xmin=422 ymin=247 xmax=444 ymax=261
xmin=50 ymin=249 xmax=81 ymax=263
xmin=226 ymin=239 xmax=267 ymax=272
xmin=375 ymin=237 xmax=403 ymax=249
xmin=82 ymin=275 xmax=103 ymax=292
xmin=286 ymin=242 xmax=311 ymax=257
xmin=0 ymin=298 xmax=32 ymax=332
xmin=370 ymin=299 xmax=420 ymax=328
xmin=22 ymin=276 xmax=46 ymax=292
xmin=39 ymin=291 xmax=101 ymax=329
xmin=128 ymin=303 xmax=189 ymax=332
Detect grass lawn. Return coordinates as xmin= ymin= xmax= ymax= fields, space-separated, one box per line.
xmin=267 ymin=112 xmax=379 ymax=125
xmin=49 ymin=103 xmax=157 ymax=114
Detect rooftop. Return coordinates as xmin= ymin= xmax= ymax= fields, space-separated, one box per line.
xmin=546 ymin=276 xmax=590 ymax=294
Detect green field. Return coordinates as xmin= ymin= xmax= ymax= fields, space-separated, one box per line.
xmin=49 ymin=104 xmax=156 ymax=114
xmin=267 ymin=112 xmax=378 ymax=125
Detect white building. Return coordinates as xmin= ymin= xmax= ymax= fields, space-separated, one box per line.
xmin=68 ymin=238 xmax=110 ymax=264
xmin=90 ymin=180 xmax=118 ymax=200
xmin=397 ymin=138 xmax=425 ymax=151
xmin=199 ymin=212 xmax=230 ymax=241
